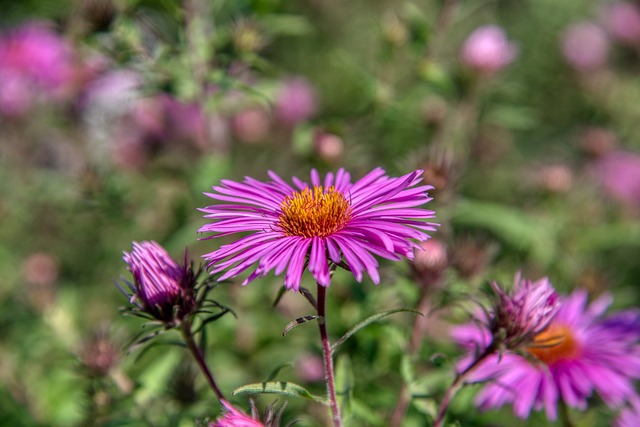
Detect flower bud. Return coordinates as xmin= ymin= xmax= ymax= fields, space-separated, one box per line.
xmin=561 ymin=22 xmax=610 ymax=73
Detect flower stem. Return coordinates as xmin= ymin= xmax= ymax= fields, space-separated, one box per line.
xmin=559 ymin=398 xmax=576 ymax=427
xmin=433 ymin=344 xmax=496 ymax=427
xmin=390 ymin=290 xmax=432 ymax=427
xmin=317 ymin=283 xmax=343 ymax=427
xmin=182 ymin=321 xmax=226 ymax=402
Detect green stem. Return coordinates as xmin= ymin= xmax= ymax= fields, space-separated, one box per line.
xmin=559 ymin=398 xmax=576 ymax=427
xmin=317 ymin=283 xmax=343 ymax=427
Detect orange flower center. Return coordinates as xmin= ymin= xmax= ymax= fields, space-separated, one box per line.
xmin=527 ymin=324 xmax=581 ymax=365
xmin=278 ymin=186 xmax=352 ymax=238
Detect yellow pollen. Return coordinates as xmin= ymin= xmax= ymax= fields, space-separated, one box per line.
xmin=278 ymin=186 xmax=352 ymax=238
xmin=527 ymin=324 xmax=581 ymax=365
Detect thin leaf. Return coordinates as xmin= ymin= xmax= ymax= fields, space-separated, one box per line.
xmin=331 ymin=308 xmax=423 ymax=354
xmin=232 ymin=381 xmax=328 ymax=405
xmin=282 ymin=315 xmax=321 ymax=336
xmin=266 ymin=363 xmax=294 ymax=382
xmin=272 ymin=286 xmax=287 ymax=307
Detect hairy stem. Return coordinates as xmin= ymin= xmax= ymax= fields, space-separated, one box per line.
xmin=317 ymin=283 xmax=343 ymax=427
xmin=182 ymin=321 xmax=225 ymax=402
xmin=433 ymin=344 xmax=496 ymax=427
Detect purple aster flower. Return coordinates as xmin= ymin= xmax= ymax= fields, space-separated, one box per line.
xmin=211 ymin=400 xmax=265 ymax=427
xmin=120 ymin=241 xmax=198 ymax=325
xmin=452 ymin=289 xmax=640 ymax=420
xmin=199 ymin=168 xmax=437 ymax=291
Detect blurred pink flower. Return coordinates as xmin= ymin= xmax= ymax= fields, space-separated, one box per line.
xmin=617 ymin=397 xmax=640 ymax=427
xmin=232 ymin=108 xmax=271 ymax=143
xmin=0 ymin=22 xmax=78 ymax=115
xmin=561 ymin=22 xmax=610 ymax=72
xmin=313 ymin=131 xmax=344 ymax=163
xmin=592 ymin=150 xmax=640 ymax=209
xmin=0 ymin=22 xmax=75 ymax=90
xmin=296 ymin=354 xmax=325 ymax=382
xmin=460 ymin=25 xmax=518 ymax=74
xmin=604 ymin=2 xmax=640 ymax=44
xmin=274 ymin=78 xmax=317 ymax=126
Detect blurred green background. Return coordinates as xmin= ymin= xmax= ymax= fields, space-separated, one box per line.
xmin=1 ymin=0 xmax=639 ymax=425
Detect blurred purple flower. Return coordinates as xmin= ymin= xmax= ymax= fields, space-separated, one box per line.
xmin=199 ymin=168 xmax=438 ymax=291
xmin=121 ymin=241 xmax=198 ymax=325
xmin=592 ymin=150 xmax=640 ymax=209
xmin=604 ymin=2 xmax=640 ymax=44
xmin=274 ymin=78 xmax=317 ymax=126
xmin=460 ymin=25 xmax=518 ymax=74
xmin=0 ymin=22 xmax=76 ymax=90
xmin=453 ymin=289 xmax=640 ymax=420
xmin=313 ymin=131 xmax=344 ymax=163
xmin=0 ymin=22 xmax=78 ymax=115
xmin=617 ymin=396 xmax=640 ymax=427
xmin=561 ymin=22 xmax=610 ymax=72
xmin=211 ymin=400 xmax=264 ymax=427
xmin=232 ymin=107 xmax=271 ymax=144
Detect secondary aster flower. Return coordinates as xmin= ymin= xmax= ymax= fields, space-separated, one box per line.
xmin=199 ymin=168 xmax=437 ymax=291
xmin=120 ymin=241 xmax=198 ymax=325
xmin=211 ymin=400 xmax=265 ymax=427
xmin=453 ymin=289 xmax=640 ymax=420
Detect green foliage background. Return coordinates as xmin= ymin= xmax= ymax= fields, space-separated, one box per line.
xmin=1 ymin=0 xmax=639 ymax=426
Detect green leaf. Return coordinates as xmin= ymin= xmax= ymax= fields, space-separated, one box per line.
xmin=233 ymin=381 xmax=328 ymax=404
xmin=331 ymin=308 xmax=423 ymax=354
xmin=334 ymin=354 xmax=354 ymax=421
xmin=265 ymin=363 xmax=294 ymax=382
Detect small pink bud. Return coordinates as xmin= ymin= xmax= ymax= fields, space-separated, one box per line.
xmin=313 ymin=132 xmax=344 ymax=163
xmin=461 ymin=25 xmax=518 ymax=74
xmin=232 ymin=108 xmax=271 ymax=143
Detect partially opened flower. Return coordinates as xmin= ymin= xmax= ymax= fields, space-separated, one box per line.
xmin=119 ymin=241 xmax=198 ymax=326
xmin=199 ymin=168 xmax=437 ymax=291
xmin=453 ymin=289 xmax=640 ymax=420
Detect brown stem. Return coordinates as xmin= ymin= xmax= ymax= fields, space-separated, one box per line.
xmin=182 ymin=321 xmax=225 ymax=402
xmin=317 ymin=284 xmax=343 ymax=427
xmin=433 ymin=344 xmax=496 ymax=427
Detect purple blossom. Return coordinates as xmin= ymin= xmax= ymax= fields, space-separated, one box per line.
xmin=617 ymin=396 xmax=640 ymax=427
xmin=460 ymin=25 xmax=518 ymax=74
xmin=561 ymin=22 xmax=610 ymax=73
xmin=199 ymin=168 xmax=438 ymax=291
xmin=604 ymin=2 xmax=640 ymax=44
xmin=452 ymin=289 xmax=640 ymax=420
xmin=488 ymin=275 xmax=560 ymax=350
xmin=121 ymin=241 xmax=197 ymax=324
xmin=592 ymin=150 xmax=640 ymax=210
xmin=274 ymin=77 xmax=317 ymax=126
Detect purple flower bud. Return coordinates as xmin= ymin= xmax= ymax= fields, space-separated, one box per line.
xmin=211 ymin=400 xmax=265 ymax=427
xmin=489 ymin=274 xmax=560 ymax=350
xmin=460 ymin=25 xmax=518 ymax=74
xmin=561 ymin=22 xmax=610 ymax=73
xmin=122 ymin=241 xmax=197 ymax=325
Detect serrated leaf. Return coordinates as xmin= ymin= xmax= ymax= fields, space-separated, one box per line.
xmin=331 ymin=308 xmax=423 ymax=354
xmin=233 ymin=381 xmax=328 ymax=404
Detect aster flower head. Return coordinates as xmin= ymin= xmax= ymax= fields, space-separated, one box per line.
xmin=488 ymin=274 xmax=560 ymax=351
xmin=199 ymin=168 xmax=438 ymax=291
xmin=119 ymin=241 xmax=199 ymax=326
xmin=453 ymin=289 xmax=640 ymax=420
